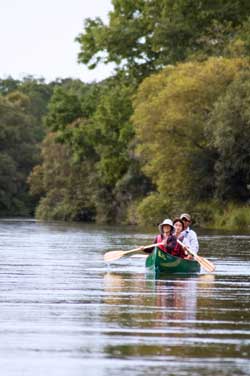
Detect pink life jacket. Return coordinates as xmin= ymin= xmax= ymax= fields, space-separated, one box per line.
xmin=156 ymin=234 xmax=167 ymax=252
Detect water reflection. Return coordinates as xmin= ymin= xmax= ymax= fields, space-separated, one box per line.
xmin=102 ymin=270 xmax=250 ymax=376
xmin=154 ymin=278 xmax=198 ymax=322
xmin=104 ymin=273 xmax=215 ymax=325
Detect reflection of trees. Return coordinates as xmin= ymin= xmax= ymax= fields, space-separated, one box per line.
xmin=155 ymin=278 xmax=198 ymax=323
xmin=103 ymin=272 xmax=155 ymax=328
xmin=102 ymin=273 xmax=219 ymax=359
xmin=154 ymin=275 xmax=215 ymax=324
xmin=103 ymin=273 xmax=215 ymax=327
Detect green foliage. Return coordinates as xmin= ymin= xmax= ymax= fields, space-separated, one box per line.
xmin=208 ymin=69 xmax=250 ymax=201
xmin=29 ymin=133 xmax=96 ymax=221
xmin=43 ymin=79 xmax=105 ymax=160
xmin=19 ymin=77 xmax=54 ymax=124
xmin=0 ymin=77 xmax=20 ymax=95
xmin=135 ymin=192 xmax=174 ymax=225
xmin=45 ymin=86 xmax=82 ymax=132
xmin=26 ymin=1 xmax=250 ymax=225
xmin=76 ymin=1 xmax=158 ymax=79
xmin=132 ymin=57 xmax=250 ymax=223
xmin=32 ymin=75 xmax=152 ymax=223
xmin=4 ymin=1 xmax=250 ymax=225
xmin=76 ymin=0 xmax=250 ymax=81
xmin=190 ymin=200 xmax=222 ymax=226
xmin=93 ymin=82 xmax=135 ymax=185
xmin=0 ymin=76 xmax=54 ymax=120
xmin=32 ymin=54 xmax=250 ymax=225
xmin=44 ymin=79 xmax=101 ymax=134
xmin=0 ymin=76 xmax=55 ymax=143
xmin=0 ymin=95 xmax=40 ymax=216
xmin=212 ymin=203 xmax=250 ymax=230
xmin=32 ymin=79 xmax=104 ymax=222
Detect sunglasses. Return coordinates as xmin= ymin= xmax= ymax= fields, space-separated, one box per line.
xmin=182 ymin=218 xmax=191 ymax=222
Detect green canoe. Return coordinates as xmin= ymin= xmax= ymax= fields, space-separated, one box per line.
xmin=145 ymin=247 xmax=201 ymax=275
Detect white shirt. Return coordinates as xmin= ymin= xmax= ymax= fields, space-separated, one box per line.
xmin=181 ymin=227 xmax=199 ymax=254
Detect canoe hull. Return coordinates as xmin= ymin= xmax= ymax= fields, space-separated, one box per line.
xmin=145 ymin=247 xmax=201 ymax=275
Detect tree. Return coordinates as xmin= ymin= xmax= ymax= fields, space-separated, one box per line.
xmin=28 ymin=132 xmax=96 ymax=221
xmin=92 ymin=82 xmax=134 ymax=186
xmin=33 ymin=75 xmax=151 ymax=223
xmin=0 ymin=76 xmax=55 ymax=142
xmin=90 ymin=80 xmax=150 ymax=223
xmin=132 ymin=57 xmax=248 ymax=218
xmin=45 ymin=85 xmax=83 ymax=132
xmin=0 ymin=77 xmax=20 ymax=95
xmin=19 ymin=76 xmax=54 ymax=125
xmin=76 ymin=0 xmax=250 ymax=81
xmin=208 ymin=69 xmax=250 ymax=201
xmin=0 ymin=95 xmax=40 ymax=215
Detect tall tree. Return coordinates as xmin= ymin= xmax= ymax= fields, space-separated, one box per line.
xmin=208 ymin=69 xmax=250 ymax=201
xmin=132 ymin=57 xmax=248 ymax=220
xmin=0 ymin=94 xmax=40 ymax=215
xmin=28 ymin=132 xmax=96 ymax=221
xmin=35 ymin=76 xmax=150 ymax=223
xmin=76 ymin=0 xmax=250 ymax=81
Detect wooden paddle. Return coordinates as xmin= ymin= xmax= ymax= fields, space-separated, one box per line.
xmin=177 ymin=239 xmax=215 ymax=272
xmin=104 ymin=241 xmax=164 ymax=263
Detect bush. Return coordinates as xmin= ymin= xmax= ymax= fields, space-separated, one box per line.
xmin=192 ymin=201 xmax=221 ymax=227
xmin=135 ymin=193 xmax=175 ymax=225
xmin=213 ymin=203 xmax=250 ymax=230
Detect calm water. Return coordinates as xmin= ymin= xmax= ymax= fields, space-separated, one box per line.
xmin=0 ymin=219 xmax=249 ymax=376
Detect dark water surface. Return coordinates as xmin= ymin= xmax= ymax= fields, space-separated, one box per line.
xmin=0 ymin=219 xmax=249 ymax=375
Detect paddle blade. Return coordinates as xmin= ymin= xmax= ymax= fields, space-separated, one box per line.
xmin=104 ymin=242 xmax=162 ymax=263
xmin=104 ymin=250 xmax=125 ymax=263
xmin=177 ymin=239 xmax=215 ymax=273
xmin=194 ymin=254 xmax=216 ymax=273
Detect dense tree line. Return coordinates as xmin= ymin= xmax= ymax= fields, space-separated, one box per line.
xmin=133 ymin=57 xmax=250 ymax=223
xmin=29 ymin=77 xmax=151 ymax=222
xmin=0 ymin=77 xmax=55 ymax=215
xmin=2 ymin=0 xmax=250 ymax=228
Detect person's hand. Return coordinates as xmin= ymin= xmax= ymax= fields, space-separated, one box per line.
xmin=138 ymin=246 xmax=145 ymax=251
xmin=184 ymin=254 xmax=193 ymax=260
xmin=183 ymin=245 xmax=188 ymax=252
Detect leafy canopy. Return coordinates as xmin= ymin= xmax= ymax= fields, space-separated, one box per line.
xmin=77 ymin=0 xmax=250 ymax=80
xmin=132 ymin=57 xmax=248 ymax=210
xmin=0 ymin=94 xmax=40 ymax=215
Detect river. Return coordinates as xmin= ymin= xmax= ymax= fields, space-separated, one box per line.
xmin=0 ymin=219 xmax=249 ymax=375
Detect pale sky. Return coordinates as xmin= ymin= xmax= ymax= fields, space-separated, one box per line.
xmin=0 ymin=0 xmax=114 ymax=83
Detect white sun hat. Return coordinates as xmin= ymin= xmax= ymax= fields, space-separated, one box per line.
xmin=158 ymin=218 xmax=174 ymax=233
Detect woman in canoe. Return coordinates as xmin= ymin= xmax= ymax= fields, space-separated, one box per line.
xmin=172 ymin=218 xmax=192 ymax=259
xmin=141 ymin=218 xmax=177 ymax=254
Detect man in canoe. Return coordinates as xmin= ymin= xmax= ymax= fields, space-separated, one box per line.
xmin=180 ymin=213 xmax=199 ymax=254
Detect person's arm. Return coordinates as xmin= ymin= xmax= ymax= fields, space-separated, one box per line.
xmin=189 ymin=230 xmax=199 ymax=254
xmin=139 ymin=236 xmax=158 ymax=253
xmin=166 ymin=235 xmax=177 ymax=252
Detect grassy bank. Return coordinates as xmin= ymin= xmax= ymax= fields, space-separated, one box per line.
xmin=194 ymin=202 xmax=250 ymax=231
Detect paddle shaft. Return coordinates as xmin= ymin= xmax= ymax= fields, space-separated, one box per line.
xmin=122 ymin=241 xmax=164 ymax=255
xmin=177 ymin=239 xmax=215 ymax=272
xmin=104 ymin=241 xmax=164 ymax=262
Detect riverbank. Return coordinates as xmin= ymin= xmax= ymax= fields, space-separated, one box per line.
xmin=193 ymin=202 xmax=250 ymax=231
xmin=1 ymin=201 xmax=250 ymax=232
